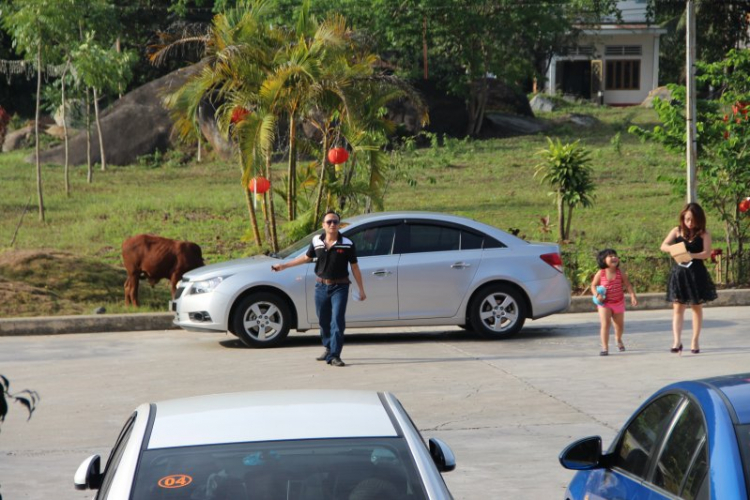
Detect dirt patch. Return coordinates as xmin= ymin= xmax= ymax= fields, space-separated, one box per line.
xmin=0 ymin=249 xmax=131 ymax=317
xmin=0 ymin=277 xmax=86 ymax=317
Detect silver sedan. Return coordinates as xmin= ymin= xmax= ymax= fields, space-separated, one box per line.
xmin=74 ymin=390 xmax=456 ymax=499
xmin=171 ymin=212 xmax=571 ymax=348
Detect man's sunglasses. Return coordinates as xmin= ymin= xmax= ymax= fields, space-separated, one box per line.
xmin=324 ymin=219 xmax=340 ymax=225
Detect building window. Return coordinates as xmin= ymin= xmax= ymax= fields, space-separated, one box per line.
xmin=606 ymin=60 xmax=641 ymax=90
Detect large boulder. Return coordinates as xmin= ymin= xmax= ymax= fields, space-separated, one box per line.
xmin=641 ymin=86 xmax=672 ymax=108
xmin=483 ymin=112 xmax=549 ymax=137
xmin=31 ymin=64 xmax=202 ymax=166
xmin=529 ymin=94 xmax=557 ymax=113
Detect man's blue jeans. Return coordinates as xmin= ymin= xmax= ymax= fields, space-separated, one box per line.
xmin=315 ymin=283 xmax=349 ymax=361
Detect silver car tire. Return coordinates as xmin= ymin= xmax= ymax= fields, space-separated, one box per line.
xmin=470 ymin=284 xmax=526 ymax=338
xmin=231 ymin=292 xmax=291 ymax=348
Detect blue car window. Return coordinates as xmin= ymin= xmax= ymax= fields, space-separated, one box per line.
xmin=736 ymin=424 xmax=750 ymax=498
xmin=682 ymin=439 xmax=708 ymax=500
xmin=652 ymin=400 xmax=707 ymax=498
xmin=612 ymin=394 xmax=682 ymax=479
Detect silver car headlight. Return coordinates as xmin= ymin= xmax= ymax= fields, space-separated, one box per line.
xmin=190 ymin=276 xmax=226 ymax=295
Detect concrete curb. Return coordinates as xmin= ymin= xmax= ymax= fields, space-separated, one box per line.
xmin=1 ymin=290 xmax=748 ymax=336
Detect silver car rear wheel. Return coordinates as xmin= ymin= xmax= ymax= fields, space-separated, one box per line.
xmin=470 ymin=284 xmax=526 ymax=338
xmin=232 ymin=292 xmax=291 ymax=348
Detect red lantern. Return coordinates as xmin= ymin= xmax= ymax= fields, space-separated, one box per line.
xmin=739 ymin=198 xmax=750 ymax=213
xmin=249 ymin=177 xmax=271 ymax=194
xmin=327 ymin=147 xmax=349 ymax=165
xmin=231 ymin=107 xmax=250 ymax=124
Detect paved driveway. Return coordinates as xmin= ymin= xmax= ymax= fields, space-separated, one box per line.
xmin=1 ymin=306 xmax=749 ymax=499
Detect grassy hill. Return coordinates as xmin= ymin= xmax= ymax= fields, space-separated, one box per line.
xmin=0 ymin=100 xmax=696 ymax=317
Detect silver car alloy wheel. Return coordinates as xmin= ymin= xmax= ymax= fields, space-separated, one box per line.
xmin=479 ymin=292 xmax=518 ymax=331
xmin=232 ymin=292 xmax=292 ymax=347
xmin=471 ymin=284 xmax=526 ymax=338
xmin=243 ymin=300 xmax=283 ymax=340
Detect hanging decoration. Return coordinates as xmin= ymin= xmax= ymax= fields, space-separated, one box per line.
xmin=327 ymin=147 xmax=349 ymax=165
xmin=248 ymin=177 xmax=271 ymax=209
xmin=230 ymin=107 xmax=250 ymax=124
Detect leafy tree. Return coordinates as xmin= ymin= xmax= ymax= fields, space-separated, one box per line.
xmin=535 ymin=138 xmax=595 ymax=242
xmin=650 ymin=0 xmax=750 ymax=85
xmin=157 ymin=0 xmax=425 ymax=250
xmin=72 ymin=32 xmax=135 ymax=173
xmin=630 ymin=49 xmax=750 ymax=283
xmin=1 ymin=0 xmax=78 ymax=221
xmin=298 ymin=0 xmax=618 ymax=137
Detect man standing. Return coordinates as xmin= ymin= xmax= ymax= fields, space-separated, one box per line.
xmin=271 ymin=210 xmax=366 ymax=366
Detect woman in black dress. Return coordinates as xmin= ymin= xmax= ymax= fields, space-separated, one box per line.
xmin=660 ymin=203 xmax=717 ymax=354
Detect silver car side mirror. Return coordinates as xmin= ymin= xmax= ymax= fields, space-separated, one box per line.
xmin=429 ymin=437 xmax=456 ymax=472
xmin=74 ymin=455 xmax=103 ymax=490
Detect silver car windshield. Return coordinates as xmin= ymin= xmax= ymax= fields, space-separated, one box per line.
xmin=274 ymin=223 xmax=351 ymax=259
xmin=130 ymin=437 xmax=427 ymax=499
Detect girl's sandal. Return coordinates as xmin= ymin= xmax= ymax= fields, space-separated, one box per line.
xmin=617 ymin=343 xmax=626 ymax=352
xmin=599 ymin=350 xmax=609 ymax=356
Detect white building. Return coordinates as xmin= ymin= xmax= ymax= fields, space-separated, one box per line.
xmin=545 ymin=0 xmax=667 ymax=105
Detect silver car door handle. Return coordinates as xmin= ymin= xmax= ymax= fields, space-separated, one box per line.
xmin=451 ymin=262 xmax=471 ymax=269
xmin=372 ymin=270 xmax=393 ymax=276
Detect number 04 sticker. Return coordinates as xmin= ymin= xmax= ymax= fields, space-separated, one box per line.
xmin=158 ymin=474 xmax=193 ymax=488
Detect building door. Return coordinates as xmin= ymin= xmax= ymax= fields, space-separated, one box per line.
xmin=559 ymin=60 xmax=592 ymax=99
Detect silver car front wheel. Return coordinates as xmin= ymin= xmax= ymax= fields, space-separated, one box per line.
xmin=232 ymin=292 xmax=291 ymax=348
xmin=470 ymin=284 xmax=526 ymax=338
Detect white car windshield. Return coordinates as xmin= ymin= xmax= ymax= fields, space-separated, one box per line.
xmin=130 ymin=437 xmax=427 ymax=500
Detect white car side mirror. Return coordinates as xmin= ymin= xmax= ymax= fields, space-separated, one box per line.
xmin=74 ymin=455 xmax=103 ymax=490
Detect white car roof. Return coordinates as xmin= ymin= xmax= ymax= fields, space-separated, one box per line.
xmin=147 ymin=390 xmax=398 ymax=449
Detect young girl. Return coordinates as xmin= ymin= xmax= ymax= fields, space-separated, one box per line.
xmin=591 ymin=248 xmax=638 ymax=356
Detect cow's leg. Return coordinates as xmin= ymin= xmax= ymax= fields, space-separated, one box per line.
xmin=170 ymin=276 xmax=178 ymax=299
xmin=124 ymin=276 xmax=132 ymax=306
xmin=128 ymin=273 xmax=140 ymax=307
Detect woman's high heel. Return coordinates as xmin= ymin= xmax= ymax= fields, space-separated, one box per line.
xmin=670 ymin=344 xmax=683 ymax=354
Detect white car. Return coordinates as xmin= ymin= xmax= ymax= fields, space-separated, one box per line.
xmin=75 ymin=390 xmax=456 ymax=499
xmin=172 ymin=211 xmax=571 ymax=347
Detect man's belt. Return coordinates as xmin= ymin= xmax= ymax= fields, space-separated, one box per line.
xmin=316 ymin=277 xmax=350 ymax=285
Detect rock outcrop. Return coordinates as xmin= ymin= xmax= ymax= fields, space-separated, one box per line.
xmin=30 ymin=64 xmax=202 ymax=166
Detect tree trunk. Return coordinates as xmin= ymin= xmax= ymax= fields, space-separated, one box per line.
xmin=239 ymin=149 xmax=262 ymax=248
xmin=34 ymin=45 xmax=45 ymax=222
xmin=557 ymin=194 xmax=565 ymax=242
xmin=313 ymin=132 xmax=329 ymax=225
xmin=86 ymin=89 xmax=93 ymax=183
xmin=61 ymin=61 xmax=70 ymax=197
xmin=266 ymin=155 xmax=279 ymax=253
xmin=565 ymin=205 xmax=574 ymax=241
xmin=287 ymin=114 xmax=297 ymax=220
xmin=93 ymin=87 xmax=106 ymax=171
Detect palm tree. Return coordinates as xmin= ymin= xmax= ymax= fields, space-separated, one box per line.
xmin=534 ymin=138 xmax=596 ymax=241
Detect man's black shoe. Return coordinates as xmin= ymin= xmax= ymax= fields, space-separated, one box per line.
xmin=316 ymin=350 xmax=330 ymax=361
xmin=329 ymin=357 xmax=346 ymax=367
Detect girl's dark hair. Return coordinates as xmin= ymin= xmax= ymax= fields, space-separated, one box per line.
xmin=679 ymin=202 xmax=707 ymax=241
xmin=596 ymin=248 xmax=618 ymax=269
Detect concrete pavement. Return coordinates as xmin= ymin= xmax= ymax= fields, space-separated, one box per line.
xmin=1 ymin=306 xmax=750 ymax=499
xmin=1 ymin=289 xmax=749 ymax=336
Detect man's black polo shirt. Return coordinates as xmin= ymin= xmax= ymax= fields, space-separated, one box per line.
xmin=306 ymin=233 xmax=358 ymax=280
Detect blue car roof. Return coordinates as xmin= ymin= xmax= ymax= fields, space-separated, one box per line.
xmin=699 ymin=373 xmax=750 ymax=425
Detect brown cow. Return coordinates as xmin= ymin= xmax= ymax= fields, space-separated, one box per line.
xmin=122 ymin=234 xmax=205 ymax=307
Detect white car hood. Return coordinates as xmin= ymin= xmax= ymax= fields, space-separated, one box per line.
xmin=183 ymin=255 xmax=275 ymax=280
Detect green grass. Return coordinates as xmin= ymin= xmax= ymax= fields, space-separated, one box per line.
xmin=0 ymin=102 xmax=705 ymax=317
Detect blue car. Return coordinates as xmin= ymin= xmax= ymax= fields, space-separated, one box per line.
xmin=559 ymin=373 xmax=750 ymax=499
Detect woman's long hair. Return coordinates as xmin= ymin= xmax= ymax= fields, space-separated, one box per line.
xmin=679 ymin=202 xmax=707 ymax=241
